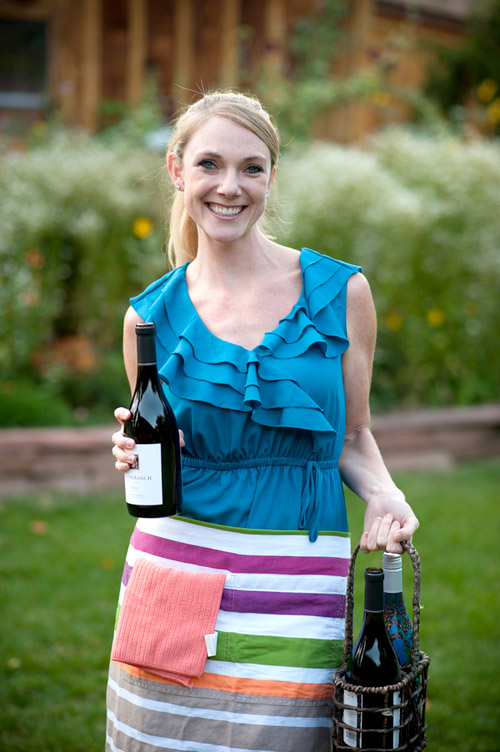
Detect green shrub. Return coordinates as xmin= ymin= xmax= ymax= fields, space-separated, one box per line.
xmin=272 ymin=129 xmax=500 ymax=408
xmin=0 ymin=380 xmax=75 ymax=427
xmin=0 ymin=132 xmax=168 ymax=373
xmin=0 ymin=131 xmax=171 ymax=425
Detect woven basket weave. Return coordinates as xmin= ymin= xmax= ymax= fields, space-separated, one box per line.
xmin=332 ymin=542 xmax=430 ymax=751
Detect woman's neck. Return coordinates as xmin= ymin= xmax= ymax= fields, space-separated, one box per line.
xmin=190 ymin=232 xmax=277 ymax=287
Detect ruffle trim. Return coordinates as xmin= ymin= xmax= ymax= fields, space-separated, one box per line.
xmin=131 ymin=248 xmax=361 ymax=449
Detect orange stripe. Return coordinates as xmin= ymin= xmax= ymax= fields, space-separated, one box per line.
xmin=116 ymin=662 xmax=333 ymax=700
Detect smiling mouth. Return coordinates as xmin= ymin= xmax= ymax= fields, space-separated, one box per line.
xmin=207 ymin=203 xmax=245 ymax=218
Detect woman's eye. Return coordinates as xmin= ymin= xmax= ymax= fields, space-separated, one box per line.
xmin=199 ymin=159 xmax=217 ymax=169
xmin=246 ymin=164 xmax=264 ymax=174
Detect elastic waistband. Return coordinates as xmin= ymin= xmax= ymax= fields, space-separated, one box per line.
xmin=182 ymin=456 xmax=339 ymax=471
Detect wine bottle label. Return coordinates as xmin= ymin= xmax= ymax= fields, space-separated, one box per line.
xmin=343 ymin=690 xmax=359 ymax=747
xmin=343 ymin=690 xmax=401 ymax=748
xmin=124 ymin=443 xmax=163 ymax=506
xmin=392 ymin=690 xmax=401 ymax=749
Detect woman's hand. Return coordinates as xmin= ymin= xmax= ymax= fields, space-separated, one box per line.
xmin=111 ymin=407 xmax=185 ymax=473
xmin=112 ymin=408 xmax=136 ymax=472
xmin=361 ymin=496 xmax=419 ymax=554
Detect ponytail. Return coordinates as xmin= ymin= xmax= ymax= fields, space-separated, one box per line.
xmin=167 ymin=191 xmax=198 ymax=268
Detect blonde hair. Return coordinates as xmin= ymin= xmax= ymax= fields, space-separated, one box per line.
xmin=167 ymin=90 xmax=280 ymax=268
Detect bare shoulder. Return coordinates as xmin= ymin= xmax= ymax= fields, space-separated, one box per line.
xmin=123 ymin=307 xmax=145 ymax=391
xmin=346 ymin=272 xmax=376 ymax=344
xmin=124 ymin=305 xmax=144 ymax=333
xmin=269 ymin=242 xmax=301 ymax=271
xmin=346 ymin=270 xmax=373 ymax=304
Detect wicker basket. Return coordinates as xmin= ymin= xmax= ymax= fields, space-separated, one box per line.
xmin=332 ymin=542 xmax=430 ymax=751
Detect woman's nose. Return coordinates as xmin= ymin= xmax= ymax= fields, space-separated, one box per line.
xmin=217 ymin=169 xmax=241 ymax=197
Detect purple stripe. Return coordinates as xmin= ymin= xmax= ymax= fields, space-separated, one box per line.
xmin=130 ymin=528 xmax=349 ymax=577
xmin=220 ymin=588 xmax=346 ymax=618
xmin=122 ymin=560 xmax=133 ymax=587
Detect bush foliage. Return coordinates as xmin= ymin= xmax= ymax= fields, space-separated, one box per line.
xmin=0 ymin=131 xmax=170 ymax=425
xmin=273 ymin=129 xmax=500 ymax=409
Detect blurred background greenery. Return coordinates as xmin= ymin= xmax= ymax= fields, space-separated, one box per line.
xmin=2 ymin=119 xmax=499 ymax=426
xmin=1 ymin=0 xmax=500 ymax=427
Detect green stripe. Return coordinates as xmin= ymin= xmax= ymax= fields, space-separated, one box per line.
xmin=174 ymin=516 xmax=350 ymax=538
xmin=212 ymin=630 xmax=344 ymax=669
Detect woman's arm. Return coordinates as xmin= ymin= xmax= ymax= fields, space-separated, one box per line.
xmin=339 ymin=273 xmax=419 ymax=553
xmin=111 ymin=307 xmax=144 ymax=471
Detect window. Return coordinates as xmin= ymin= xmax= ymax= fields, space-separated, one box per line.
xmin=376 ymin=0 xmax=481 ymax=27
xmin=0 ymin=19 xmax=47 ymax=110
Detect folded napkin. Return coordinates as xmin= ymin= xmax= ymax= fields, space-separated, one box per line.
xmin=111 ymin=557 xmax=226 ymax=686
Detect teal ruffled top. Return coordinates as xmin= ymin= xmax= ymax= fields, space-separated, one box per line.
xmin=131 ymin=248 xmax=361 ymax=542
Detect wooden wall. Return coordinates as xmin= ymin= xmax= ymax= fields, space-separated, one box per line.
xmin=0 ymin=0 xmax=469 ymax=141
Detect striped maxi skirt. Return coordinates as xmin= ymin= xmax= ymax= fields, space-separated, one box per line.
xmin=106 ymin=516 xmax=350 ymax=752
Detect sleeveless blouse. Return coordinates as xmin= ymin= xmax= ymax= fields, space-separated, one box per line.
xmin=130 ymin=248 xmax=361 ymax=542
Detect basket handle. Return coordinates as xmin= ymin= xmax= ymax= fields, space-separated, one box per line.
xmin=342 ymin=541 xmax=422 ymax=673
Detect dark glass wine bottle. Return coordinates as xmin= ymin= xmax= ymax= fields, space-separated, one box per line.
xmin=123 ymin=322 xmax=182 ymax=518
xmin=344 ymin=568 xmax=402 ymax=750
xmin=383 ymin=553 xmax=413 ymax=669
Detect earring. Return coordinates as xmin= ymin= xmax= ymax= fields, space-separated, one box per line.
xmin=175 ymin=184 xmax=182 ymax=191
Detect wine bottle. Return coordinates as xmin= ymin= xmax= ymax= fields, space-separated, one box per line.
xmin=344 ymin=568 xmax=402 ymax=750
xmin=383 ymin=552 xmax=413 ymax=669
xmin=123 ymin=322 xmax=182 ymax=518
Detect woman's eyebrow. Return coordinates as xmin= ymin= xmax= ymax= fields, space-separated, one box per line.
xmin=193 ymin=150 xmax=268 ymax=162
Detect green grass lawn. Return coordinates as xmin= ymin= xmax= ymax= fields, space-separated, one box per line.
xmin=1 ymin=460 xmax=499 ymax=751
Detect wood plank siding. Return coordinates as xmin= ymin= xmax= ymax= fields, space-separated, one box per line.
xmin=0 ymin=0 xmax=476 ymax=142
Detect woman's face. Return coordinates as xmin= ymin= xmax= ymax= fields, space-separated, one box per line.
xmin=170 ymin=116 xmax=275 ymax=247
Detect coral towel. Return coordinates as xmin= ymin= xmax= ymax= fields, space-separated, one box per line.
xmin=111 ymin=557 xmax=226 ymax=686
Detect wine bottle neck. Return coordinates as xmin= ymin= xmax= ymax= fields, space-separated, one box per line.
xmin=364 ymin=578 xmax=384 ymax=612
xmin=384 ymin=567 xmax=403 ymax=594
xmin=137 ymin=334 xmax=158 ymax=366
xmin=383 ymin=553 xmax=404 ymax=594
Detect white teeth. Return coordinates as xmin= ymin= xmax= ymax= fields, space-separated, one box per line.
xmin=208 ymin=204 xmax=243 ymax=217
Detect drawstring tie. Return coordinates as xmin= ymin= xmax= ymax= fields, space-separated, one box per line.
xmin=298 ymin=459 xmax=338 ymax=542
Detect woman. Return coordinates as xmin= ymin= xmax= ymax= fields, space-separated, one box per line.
xmin=108 ymin=90 xmax=418 ymax=752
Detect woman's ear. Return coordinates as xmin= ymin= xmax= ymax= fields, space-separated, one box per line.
xmin=167 ymin=152 xmax=183 ymax=189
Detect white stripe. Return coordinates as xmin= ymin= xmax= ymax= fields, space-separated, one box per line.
xmin=203 ymin=660 xmax=334 ymax=684
xmin=214 ymin=611 xmax=345 ymax=640
xmin=106 ymin=730 xmax=125 ymax=752
xmin=137 ymin=517 xmax=350 ymax=559
xmin=125 ymin=545 xmax=347 ymax=594
xmin=107 ymin=676 xmax=331 ymax=728
xmin=107 ymin=708 xmax=303 ymax=752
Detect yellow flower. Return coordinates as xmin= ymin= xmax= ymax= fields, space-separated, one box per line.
xmin=427 ymin=308 xmax=445 ymax=327
xmin=31 ymin=120 xmax=47 ymax=136
xmin=477 ymin=78 xmax=498 ymax=103
xmin=133 ymin=217 xmax=154 ymax=239
xmin=370 ymin=91 xmax=391 ymax=107
xmin=486 ymin=98 xmax=500 ymax=126
xmin=384 ymin=312 xmax=403 ymax=331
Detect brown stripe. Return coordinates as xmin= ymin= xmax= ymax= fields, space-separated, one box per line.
xmin=107 ymin=673 xmax=333 ymax=752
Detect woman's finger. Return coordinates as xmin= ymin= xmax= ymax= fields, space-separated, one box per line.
xmin=114 ymin=407 xmax=131 ymax=426
xmin=363 ymin=516 xmax=382 ymax=553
